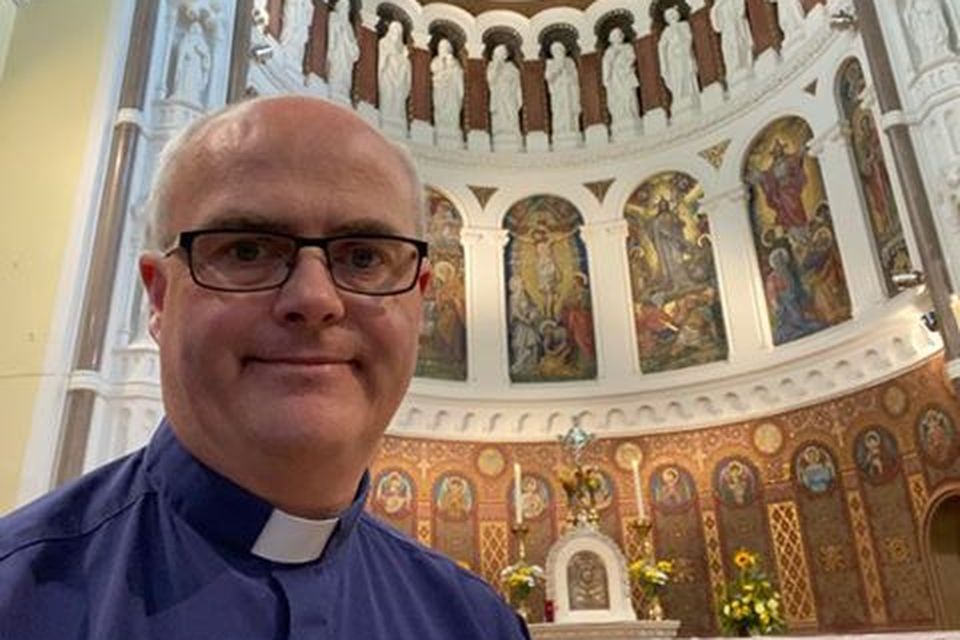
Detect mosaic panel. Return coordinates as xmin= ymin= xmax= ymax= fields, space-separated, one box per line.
xmin=767 ymin=501 xmax=817 ymax=625
xmin=844 ymin=490 xmax=887 ymax=625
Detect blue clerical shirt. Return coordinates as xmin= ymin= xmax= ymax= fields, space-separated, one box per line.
xmin=0 ymin=420 xmax=530 ymax=639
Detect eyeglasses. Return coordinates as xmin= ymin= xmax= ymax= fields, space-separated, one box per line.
xmin=164 ymin=229 xmax=428 ymax=295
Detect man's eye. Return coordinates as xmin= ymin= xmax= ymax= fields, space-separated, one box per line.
xmin=230 ymin=241 xmax=266 ymax=262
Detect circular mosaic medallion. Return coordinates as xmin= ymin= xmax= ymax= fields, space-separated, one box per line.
xmin=614 ymin=442 xmax=643 ymax=471
xmin=476 ymin=446 xmax=506 ymax=477
xmin=882 ymin=385 xmax=908 ymax=418
xmin=753 ymin=422 xmax=784 ymax=455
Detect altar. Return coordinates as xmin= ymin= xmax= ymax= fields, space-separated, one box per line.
xmin=529 ymin=620 xmax=680 ymax=639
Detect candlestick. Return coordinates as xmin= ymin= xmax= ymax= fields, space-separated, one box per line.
xmin=513 ymin=462 xmax=523 ymax=525
xmin=631 ymin=458 xmax=646 ymax=520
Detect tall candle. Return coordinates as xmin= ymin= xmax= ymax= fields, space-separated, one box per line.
xmin=631 ymin=458 xmax=646 ymax=520
xmin=514 ymin=463 xmax=523 ymax=524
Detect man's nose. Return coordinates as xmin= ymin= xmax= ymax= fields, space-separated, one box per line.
xmin=271 ymin=248 xmax=346 ymax=326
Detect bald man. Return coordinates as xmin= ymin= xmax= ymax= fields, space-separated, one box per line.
xmin=0 ymin=97 xmax=529 ymax=639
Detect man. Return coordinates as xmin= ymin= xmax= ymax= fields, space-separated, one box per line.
xmin=0 ymin=96 xmax=529 ymax=639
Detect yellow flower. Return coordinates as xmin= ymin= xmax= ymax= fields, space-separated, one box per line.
xmin=733 ymin=549 xmax=756 ymax=569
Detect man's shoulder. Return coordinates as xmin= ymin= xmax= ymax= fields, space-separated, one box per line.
xmin=0 ymin=450 xmax=148 ymax=563
xmin=356 ymin=513 xmax=498 ymax=594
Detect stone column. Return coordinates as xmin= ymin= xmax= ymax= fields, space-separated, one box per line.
xmin=522 ymin=57 xmax=548 ymax=151
xmin=56 ymin=0 xmax=161 ymax=486
xmin=354 ymin=11 xmax=378 ymax=125
xmin=703 ymin=186 xmax=770 ymax=359
xmin=809 ymin=129 xmax=889 ymax=314
xmin=582 ymin=220 xmax=635 ymax=380
xmin=464 ymin=42 xmax=490 ymax=151
xmin=855 ymin=0 xmax=960 ymax=390
xmin=461 ymin=228 xmax=510 ymax=387
xmin=578 ymin=47 xmax=607 ymax=147
xmin=409 ymin=31 xmax=432 ymax=144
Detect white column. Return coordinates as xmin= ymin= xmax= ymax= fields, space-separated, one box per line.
xmin=809 ymin=128 xmax=888 ymax=314
xmin=580 ymin=219 xmax=635 ymax=380
xmin=460 ymin=227 xmax=510 ymax=388
xmin=703 ymin=186 xmax=770 ymax=359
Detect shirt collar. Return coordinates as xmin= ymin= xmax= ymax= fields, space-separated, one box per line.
xmin=144 ymin=418 xmax=370 ymax=564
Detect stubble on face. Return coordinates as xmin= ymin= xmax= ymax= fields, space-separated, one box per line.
xmin=145 ymin=97 xmax=426 ymax=514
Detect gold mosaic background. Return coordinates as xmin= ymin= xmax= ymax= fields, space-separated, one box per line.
xmin=369 ymin=358 xmax=959 ymax=635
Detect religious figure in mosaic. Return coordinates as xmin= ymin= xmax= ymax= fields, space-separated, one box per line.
xmin=435 ymin=475 xmax=474 ymax=520
xmin=658 ymin=8 xmax=699 ymax=110
xmin=651 ymin=465 xmax=695 ymax=512
xmin=567 ymin=551 xmax=610 ymax=610
xmin=917 ymin=407 xmax=957 ymax=466
xmin=417 ymin=189 xmax=467 ymax=380
xmin=170 ymin=21 xmax=212 ymax=105
xmin=795 ymin=444 xmax=837 ymax=494
xmin=904 ymin=0 xmax=953 ymax=66
xmin=431 ymin=39 xmax=464 ymax=131
xmin=602 ymin=28 xmax=640 ymax=125
xmin=279 ymin=0 xmax=314 ymax=71
xmin=545 ymin=41 xmax=582 ymax=136
xmin=836 ymin=58 xmax=912 ymax=296
xmin=519 ymin=475 xmax=550 ymax=520
xmin=326 ymin=0 xmax=359 ymax=99
xmin=487 ymin=44 xmax=523 ymax=138
xmin=714 ymin=458 xmax=758 ymax=507
xmin=853 ymin=428 xmax=899 ymax=483
xmin=710 ymin=0 xmax=754 ymax=79
xmin=374 ymin=469 xmax=414 ymax=516
xmin=504 ymin=196 xmax=596 ymax=382
xmin=624 ymin=172 xmax=728 ymax=372
xmin=744 ymin=117 xmax=851 ymax=345
xmin=378 ymin=21 xmax=411 ymax=123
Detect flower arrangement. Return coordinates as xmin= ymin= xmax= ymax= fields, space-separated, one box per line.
xmin=500 ymin=560 xmax=544 ymax=612
xmin=628 ymin=558 xmax=673 ymax=598
xmin=718 ymin=549 xmax=786 ymax=637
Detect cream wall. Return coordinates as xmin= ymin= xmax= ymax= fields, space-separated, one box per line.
xmin=0 ymin=0 xmax=116 ymax=512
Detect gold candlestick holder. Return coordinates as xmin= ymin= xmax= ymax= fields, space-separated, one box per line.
xmin=511 ymin=522 xmax=529 ymax=561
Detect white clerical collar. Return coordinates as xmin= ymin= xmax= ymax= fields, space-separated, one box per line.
xmin=250 ymin=508 xmax=339 ymax=564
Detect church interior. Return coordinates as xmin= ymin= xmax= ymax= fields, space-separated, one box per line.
xmin=2 ymin=0 xmax=960 ymax=636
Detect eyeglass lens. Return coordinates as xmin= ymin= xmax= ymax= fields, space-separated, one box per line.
xmin=188 ymin=231 xmax=422 ymax=294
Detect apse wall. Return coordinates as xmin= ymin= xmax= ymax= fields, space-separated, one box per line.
xmin=372 ymin=358 xmax=960 ymax=634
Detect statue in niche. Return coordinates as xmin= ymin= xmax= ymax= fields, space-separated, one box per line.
xmin=602 ymin=27 xmax=640 ymax=125
xmin=378 ymin=21 xmax=411 ymax=123
xmin=766 ymin=0 xmax=805 ymax=39
xmin=710 ymin=0 xmax=754 ymax=77
xmin=431 ymin=39 xmax=464 ymax=130
xmin=326 ymin=0 xmax=359 ymax=99
xmin=279 ymin=0 xmax=314 ymax=71
xmin=170 ymin=21 xmax=212 ymax=105
xmin=657 ymin=8 xmax=699 ymax=109
xmin=545 ymin=41 xmax=582 ymax=135
xmin=487 ymin=44 xmax=523 ymax=137
xmin=905 ymin=0 xmax=953 ymax=66
xmin=252 ymin=0 xmax=269 ymax=29
xmin=567 ymin=551 xmax=609 ymax=610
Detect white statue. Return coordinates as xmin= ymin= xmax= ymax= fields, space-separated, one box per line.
xmin=279 ymin=0 xmax=314 ymax=70
xmin=658 ymin=8 xmax=699 ymax=108
xmin=544 ymin=41 xmax=581 ymax=135
xmin=905 ymin=0 xmax=953 ymax=65
xmin=710 ymin=0 xmax=754 ymax=77
xmin=378 ymin=21 xmax=411 ymax=123
xmin=252 ymin=0 xmax=269 ymax=29
xmin=767 ymin=0 xmax=805 ymax=38
xmin=326 ymin=0 xmax=359 ymax=98
xmin=602 ymin=28 xmax=640 ymax=124
xmin=487 ymin=44 xmax=523 ymax=137
xmin=170 ymin=21 xmax=212 ymax=105
xmin=431 ymin=39 xmax=464 ymax=130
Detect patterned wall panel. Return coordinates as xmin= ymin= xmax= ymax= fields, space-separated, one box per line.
xmin=767 ymin=501 xmax=817 ymax=626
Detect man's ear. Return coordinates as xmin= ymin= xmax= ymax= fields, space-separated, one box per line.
xmin=417 ymin=259 xmax=431 ymax=294
xmin=139 ymin=254 xmax=168 ymax=342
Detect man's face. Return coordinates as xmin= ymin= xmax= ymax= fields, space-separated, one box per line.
xmin=140 ymin=98 xmax=427 ymax=484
